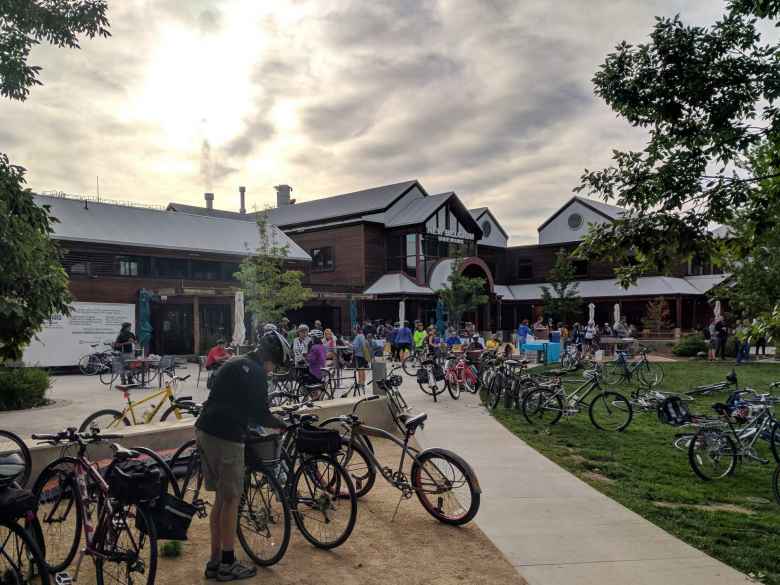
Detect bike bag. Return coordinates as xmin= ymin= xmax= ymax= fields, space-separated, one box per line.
xmin=0 ymin=487 xmax=36 ymax=521
xmin=245 ymin=432 xmax=282 ymax=467
xmin=296 ymin=425 xmax=342 ymax=455
xmin=657 ymin=396 xmax=691 ymax=426
xmin=140 ymin=493 xmax=196 ymax=541
xmin=106 ymin=459 xmax=162 ymax=504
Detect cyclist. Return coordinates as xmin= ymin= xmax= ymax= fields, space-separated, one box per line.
xmin=114 ymin=322 xmax=137 ymax=384
xmin=396 ymin=320 xmax=413 ymax=360
xmin=413 ymin=322 xmax=427 ymax=355
xmin=195 ymin=331 xmax=290 ymax=581
xmin=304 ymin=329 xmax=327 ymax=384
xmin=292 ymin=324 xmax=310 ymax=365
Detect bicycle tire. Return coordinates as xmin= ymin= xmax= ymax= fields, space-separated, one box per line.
xmin=773 ymin=465 xmax=780 ymax=506
xmin=601 ymin=361 xmax=623 ymax=385
xmin=95 ymin=504 xmax=157 ymax=585
xmin=522 ymin=388 xmax=563 ymax=426
xmin=78 ymin=409 xmax=131 ymax=432
xmin=78 ymin=353 xmax=98 ymax=376
xmin=0 ymin=429 xmax=32 ymax=488
xmin=98 ymin=368 xmax=118 ymax=386
xmin=402 ymin=355 xmax=421 ymax=377
xmin=316 ymin=420 xmax=377 ymax=498
xmin=486 ymin=372 xmax=503 ymax=410
xmin=638 ymin=361 xmax=664 ymax=387
xmin=447 ymin=380 xmax=462 ymax=400
xmin=237 ymin=468 xmax=291 ymax=567
xmin=0 ymin=518 xmax=51 ymax=585
xmin=169 ymin=440 xmax=204 ymax=508
xmin=588 ymin=391 xmax=633 ymax=432
xmin=291 ymin=455 xmax=357 ymax=549
xmin=159 ymin=404 xmax=197 ymax=423
xmin=411 ymin=448 xmax=480 ymax=526
xmin=770 ymin=422 xmax=780 ymax=464
xmin=32 ymin=457 xmax=83 ymax=573
xmin=688 ymin=428 xmax=737 ymax=481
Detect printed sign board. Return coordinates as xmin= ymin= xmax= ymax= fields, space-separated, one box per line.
xmin=22 ymin=302 xmax=135 ymax=367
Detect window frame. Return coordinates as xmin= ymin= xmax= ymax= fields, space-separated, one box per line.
xmin=516 ymin=258 xmax=534 ymax=280
xmin=310 ymin=246 xmax=336 ymax=273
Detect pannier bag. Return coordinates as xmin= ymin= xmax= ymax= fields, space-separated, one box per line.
xmin=106 ymin=460 xmax=162 ymax=504
xmin=416 ymin=368 xmax=430 ymax=385
xmin=140 ymin=493 xmax=196 ymax=541
xmin=0 ymin=453 xmax=26 ymax=487
xmin=0 ymin=487 xmax=37 ymax=521
xmin=657 ymin=396 xmax=692 ymax=426
xmin=296 ymin=425 xmax=342 ymax=455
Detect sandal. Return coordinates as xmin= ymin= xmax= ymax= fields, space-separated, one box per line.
xmin=217 ymin=561 xmax=257 ymax=581
xmin=205 ymin=560 xmax=220 ymax=579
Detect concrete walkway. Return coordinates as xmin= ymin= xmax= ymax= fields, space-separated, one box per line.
xmin=401 ymin=378 xmax=752 ymax=585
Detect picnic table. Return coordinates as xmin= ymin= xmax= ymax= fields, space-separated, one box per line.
xmin=125 ymin=356 xmax=160 ymax=388
xmin=520 ymin=341 xmax=561 ymax=364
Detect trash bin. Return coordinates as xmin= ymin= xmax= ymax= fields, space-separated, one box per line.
xmin=371 ymin=358 xmax=387 ymax=395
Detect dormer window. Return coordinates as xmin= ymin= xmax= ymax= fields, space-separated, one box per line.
xmin=568 ymin=213 xmax=583 ymax=230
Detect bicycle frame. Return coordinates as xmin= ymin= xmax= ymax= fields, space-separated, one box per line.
xmin=556 ymin=376 xmax=604 ymax=409
xmin=724 ymin=407 xmax=777 ymax=456
xmin=118 ymin=384 xmax=177 ymax=425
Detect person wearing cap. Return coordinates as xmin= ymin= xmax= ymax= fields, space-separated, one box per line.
xmin=196 ymin=331 xmax=289 ymax=581
xmin=114 ymin=322 xmax=137 ymax=384
xmin=292 ymin=324 xmax=310 ymax=365
xmin=305 ymin=330 xmax=327 ymax=386
xmin=205 ymin=338 xmax=232 ymax=371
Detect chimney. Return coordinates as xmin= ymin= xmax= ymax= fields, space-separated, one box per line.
xmin=204 ymin=192 xmax=214 ymax=210
xmin=239 ymin=186 xmax=246 ymax=214
xmin=274 ymin=184 xmax=292 ymax=207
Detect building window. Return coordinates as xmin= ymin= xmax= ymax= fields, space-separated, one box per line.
xmin=69 ymin=262 xmax=90 ymax=275
xmin=481 ymin=220 xmax=492 ymax=237
xmin=191 ymin=260 xmax=221 ymax=280
xmin=156 ymin=258 xmax=188 ymax=278
xmin=445 ymin=208 xmax=451 ymax=230
xmin=573 ymin=260 xmax=589 ymax=277
xmin=568 ymin=213 xmax=583 ymax=230
xmin=517 ymin=259 xmax=533 ymax=280
xmin=311 ymin=247 xmax=335 ymax=272
xmin=118 ymin=257 xmax=140 ymax=277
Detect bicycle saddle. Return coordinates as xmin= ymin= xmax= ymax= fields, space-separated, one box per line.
xmin=114 ymin=383 xmax=141 ymax=392
xmin=111 ymin=444 xmax=139 ymax=460
xmin=299 ymin=414 xmax=320 ymax=425
xmin=403 ymin=413 xmax=428 ymax=434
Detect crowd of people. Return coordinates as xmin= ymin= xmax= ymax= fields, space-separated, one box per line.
xmin=702 ymin=316 xmax=767 ymax=364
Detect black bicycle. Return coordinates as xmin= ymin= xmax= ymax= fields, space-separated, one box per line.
xmin=601 ymin=345 xmax=664 ymax=387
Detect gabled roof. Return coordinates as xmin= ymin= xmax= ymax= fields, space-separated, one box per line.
xmin=385 ymin=192 xmax=452 ymax=227
xmin=37 ymin=194 xmax=310 ymax=261
xmin=469 ymin=206 xmax=509 ymax=240
xmin=363 ymin=273 xmax=433 ymax=296
xmin=537 ymin=195 xmax=626 ymax=232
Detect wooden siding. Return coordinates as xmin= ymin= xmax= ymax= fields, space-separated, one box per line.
xmin=289 ymin=225 xmax=366 ymax=288
xmin=363 ymin=223 xmax=386 ymax=286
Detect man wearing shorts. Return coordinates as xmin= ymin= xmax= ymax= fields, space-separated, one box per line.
xmin=195 ymin=331 xmax=290 ymax=581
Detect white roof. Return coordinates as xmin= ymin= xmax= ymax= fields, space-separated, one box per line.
xmin=36 ymin=194 xmax=310 ymax=261
xmin=505 ymin=276 xmax=725 ymax=302
xmin=684 ymin=274 xmax=729 ymax=294
xmin=428 ymin=258 xmax=456 ymax=291
xmin=494 ymin=284 xmax=513 ymax=298
xmin=364 ymin=273 xmax=433 ymax=296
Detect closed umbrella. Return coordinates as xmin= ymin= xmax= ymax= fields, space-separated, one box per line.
xmin=435 ymin=299 xmax=446 ymax=336
xmin=399 ymin=299 xmax=406 ymax=326
xmin=613 ymin=303 xmax=621 ymax=328
xmin=714 ymin=300 xmax=722 ymax=321
xmin=232 ymin=290 xmax=245 ymax=349
xmin=137 ymin=289 xmax=154 ymax=353
xmin=588 ymin=303 xmax=595 ymax=323
xmin=349 ymin=299 xmax=358 ymax=331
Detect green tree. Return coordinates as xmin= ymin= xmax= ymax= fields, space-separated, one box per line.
xmin=435 ymin=257 xmax=489 ymax=330
xmin=0 ymin=1 xmax=110 ymax=362
xmin=642 ymin=297 xmax=672 ymax=333
xmin=235 ymin=210 xmax=313 ymax=329
xmin=540 ymin=249 xmax=583 ymax=325
xmin=575 ymin=3 xmax=780 ymax=288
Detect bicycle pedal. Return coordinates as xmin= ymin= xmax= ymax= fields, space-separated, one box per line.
xmin=55 ymin=573 xmax=74 ymax=585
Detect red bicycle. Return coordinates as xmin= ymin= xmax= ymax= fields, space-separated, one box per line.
xmin=443 ymin=352 xmax=479 ymax=400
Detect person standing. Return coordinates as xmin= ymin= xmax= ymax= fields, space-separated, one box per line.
xmin=196 ymin=331 xmax=290 ymax=581
xmin=396 ymin=321 xmax=413 ymax=360
xmin=413 ymin=322 xmax=427 ymax=356
xmin=736 ymin=319 xmax=751 ymax=365
xmin=352 ymin=327 xmax=372 ymax=390
xmin=703 ymin=320 xmax=715 ymax=361
xmin=114 ymin=322 xmax=137 ymax=384
xmin=292 ymin=324 xmax=310 ymax=365
xmin=584 ymin=321 xmax=597 ymax=355
xmin=516 ymin=319 xmax=530 ymax=346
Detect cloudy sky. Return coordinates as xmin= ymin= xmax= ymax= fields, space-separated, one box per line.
xmin=3 ymin=0 xmax=730 ymax=243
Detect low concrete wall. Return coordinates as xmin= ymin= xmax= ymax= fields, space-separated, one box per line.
xmin=11 ymin=397 xmax=393 ymax=488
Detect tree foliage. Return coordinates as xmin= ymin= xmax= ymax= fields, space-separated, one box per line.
xmin=575 ymin=4 xmax=780 ymax=288
xmin=642 ymin=297 xmax=672 ymax=333
xmin=235 ymin=210 xmax=313 ymax=329
xmin=540 ymin=249 xmax=583 ymax=324
xmin=435 ymin=257 xmax=489 ymax=330
xmin=0 ymin=1 xmax=109 ymax=362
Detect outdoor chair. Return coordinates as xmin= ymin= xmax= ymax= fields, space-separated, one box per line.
xmin=156 ymin=355 xmax=176 ymax=387
xmin=196 ymin=355 xmax=207 ymax=389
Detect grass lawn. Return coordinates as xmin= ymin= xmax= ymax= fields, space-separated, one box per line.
xmin=491 ymin=361 xmax=780 ymax=585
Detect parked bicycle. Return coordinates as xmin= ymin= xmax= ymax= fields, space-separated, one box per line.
xmin=601 ymin=345 xmax=664 ymax=387
xmin=522 ymin=366 xmax=634 ymax=431
xmin=78 ymin=374 xmax=193 ymax=431
xmin=77 ymin=342 xmax=117 ymax=376
xmin=320 ymin=396 xmax=481 ymax=525
xmin=31 ymin=427 xmax=172 ymax=584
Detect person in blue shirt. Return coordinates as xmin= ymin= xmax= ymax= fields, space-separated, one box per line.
xmin=395 ymin=321 xmax=413 ymax=359
xmin=388 ymin=323 xmax=400 ymax=362
xmin=445 ymin=328 xmax=462 ymax=349
xmin=516 ymin=319 xmax=530 ymax=347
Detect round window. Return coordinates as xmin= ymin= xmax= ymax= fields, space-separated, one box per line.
xmin=481 ymin=220 xmax=492 ymax=237
xmin=568 ymin=213 xmax=583 ymax=230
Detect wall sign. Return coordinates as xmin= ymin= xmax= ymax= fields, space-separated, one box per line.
xmin=22 ymin=302 xmax=135 ymax=367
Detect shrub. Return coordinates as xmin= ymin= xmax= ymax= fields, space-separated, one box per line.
xmin=672 ymin=335 xmax=708 ymax=357
xmin=0 ymin=367 xmax=50 ymax=410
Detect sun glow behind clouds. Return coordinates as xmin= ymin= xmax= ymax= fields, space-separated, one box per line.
xmin=129 ymin=10 xmax=268 ymax=149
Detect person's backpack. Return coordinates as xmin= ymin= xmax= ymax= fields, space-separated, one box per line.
xmin=657 ymin=396 xmax=692 ymax=426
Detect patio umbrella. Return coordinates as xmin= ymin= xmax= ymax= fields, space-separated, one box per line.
xmin=398 ymin=299 xmax=406 ymax=326
xmin=232 ymin=290 xmax=245 ymax=349
xmin=435 ymin=299 xmax=446 ymax=336
xmin=349 ymin=299 xmax=358 ymax=331
xmin=137 ymin=288 xmax=153 ymax=353
xmin=613 ymin=303 xmax=621 ymax=327
xmin=588 ymin=303 xmax=595 ymax=323
xmin=714 ymin=300 xmax=722 ymax=320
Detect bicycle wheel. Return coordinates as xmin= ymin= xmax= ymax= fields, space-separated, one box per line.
xmin=159 ymin=404 xmax=197 ymax=423
xmin=237 ymin=468 xmax=291 ymax=567
xmin=773 ymin=465 xmax=780 ymax=505
xmin=402 ymin=355 xmax=421 ymax=377
xmin=95 ymin=503 xmax=157 ymax=585
xmin=411 ymin=448 xmax=480 ymax=526
xmin=331 ymin=439 xmax=376 ymax=498
xmin=637 ymin=361 xmax=664 ymax=386
xmin=417 ymin=367 xmax=445 ymax=400
xmin=588 ymin=391 xmax=633 ymax=432
xmin=99 ymin=368 xmax=119 ymax=386
xmin=0 ymin=430 xmax=32 ymax=488
xmin=688 ymin=428 xmax=737 ymax=481
xmin=601 ymin=361 xmax=623 ymax=385
xmin=0 ymin=519 xmax=51 ymax=585
xmin=522 ymin=388 xmax=563 ymax=426
xmin=78 ymin=353 xmax=99 ymax=376
xmin=486 ymin=373 xmax=503 ymax=410
xmin=78 ymin=409 xmax=131 ymax=432
xmin=447 ymin=379 xmax=462 ymax=400
xmin=169 ymin=440 xmax=205 ymax=511
xmin=770 ymin=422 xmax=780 ymax=464
xmin=291 ymin=455 xmax=357 ymax=549
xmin=32 ymin=458 xmax=83 ymax=573
xmin=673 ymin=434 xmax=694 ymax=451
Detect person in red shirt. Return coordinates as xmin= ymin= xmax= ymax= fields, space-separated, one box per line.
xmin=206 ymin=339 xmax=232 ymax=370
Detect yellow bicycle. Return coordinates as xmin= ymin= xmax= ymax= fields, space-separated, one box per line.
xmin=78 ymin=374 xmax=197 ymax=431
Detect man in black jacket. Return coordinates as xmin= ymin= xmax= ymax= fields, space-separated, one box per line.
xmin=196 ymin=331 xmax=290 ymax=581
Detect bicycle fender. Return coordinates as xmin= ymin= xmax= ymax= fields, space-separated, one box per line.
xmin=414 ymin=447 xmax=481 ymax=494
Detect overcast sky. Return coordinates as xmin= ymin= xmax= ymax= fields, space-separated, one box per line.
xmin=2 ymin=0 xmax=731 ymax=243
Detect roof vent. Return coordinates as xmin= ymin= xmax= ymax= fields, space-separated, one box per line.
xmin=274 ymin=184 xmax=292 ymax=207
xmin=204 ymin=192 xmax=214 ymax=210
xmin=239 ymin=186 xmax=246 ymax=214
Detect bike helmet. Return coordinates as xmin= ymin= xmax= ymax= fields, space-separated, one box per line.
xmin=0 ymin=453 xmax=26 ymax=487
xmin=256 ymin=329 xmax=293 ymax=369
xmin=262 ymin=323 xmax=278 ymax=333
xmin=309 ymin=329 xmax=324 ymax=340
